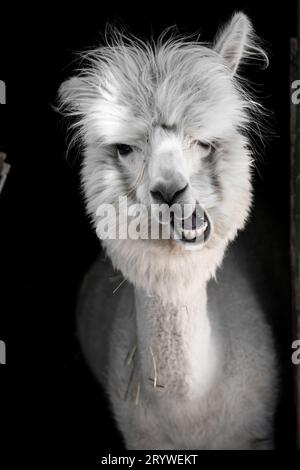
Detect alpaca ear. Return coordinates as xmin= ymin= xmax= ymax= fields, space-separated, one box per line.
xmin=214 ymin=12 xmax=267 ymax=75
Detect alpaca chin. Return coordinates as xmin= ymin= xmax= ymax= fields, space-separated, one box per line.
xmin=102 ymin=236 xmax=228 ymax=303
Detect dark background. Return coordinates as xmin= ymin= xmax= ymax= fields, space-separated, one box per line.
xmin=0 ymin=1 xmax=297 ymax=450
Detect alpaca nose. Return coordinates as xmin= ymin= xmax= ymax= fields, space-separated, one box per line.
xmin=150 ymin=180 xmax=189 ymax=205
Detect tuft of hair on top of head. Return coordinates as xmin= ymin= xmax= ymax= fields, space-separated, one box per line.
xmin=57 ymin=12 xmax=270 ymax=156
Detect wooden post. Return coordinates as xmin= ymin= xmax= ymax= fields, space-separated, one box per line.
xmin=291 ymin=3 xmax=300 ymax=448
xmin=290 ymin=38 xmax=300 ymax=449
xmin=297 ymin=4 xmax=300 ymax=449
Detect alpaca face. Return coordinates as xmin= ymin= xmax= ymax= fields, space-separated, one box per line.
xmin=59 ymin=13 xmax=267 ymax=278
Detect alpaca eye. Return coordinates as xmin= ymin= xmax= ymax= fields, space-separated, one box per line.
xmin=192 ymin=140 xmax=213 ymax=156
xmin=116 ymin=144 xmax=133 ymax=156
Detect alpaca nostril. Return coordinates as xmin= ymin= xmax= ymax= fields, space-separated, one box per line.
xmin=150 ymin=190 xmax=165 ymax=204
xmin=150 ymin=183 xmax=188 ymax=205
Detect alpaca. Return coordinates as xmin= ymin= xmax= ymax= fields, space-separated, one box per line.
xmin=59 ymin=12 xmax=277 ymax=449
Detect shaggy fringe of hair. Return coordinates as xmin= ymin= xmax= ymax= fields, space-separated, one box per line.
xmin=58 ymin=17 xmax=271 ymax=159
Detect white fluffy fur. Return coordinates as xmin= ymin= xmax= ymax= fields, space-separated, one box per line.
xmin=59 ymin=12 xmax=277 ymax=449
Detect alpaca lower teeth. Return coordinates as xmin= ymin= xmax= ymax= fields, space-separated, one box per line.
xmin=182 ymin=229 xmax=195 ymax=240
xmin=182 ymin=221 xmax=207 ymax=240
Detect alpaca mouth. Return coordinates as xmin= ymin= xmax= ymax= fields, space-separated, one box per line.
xmin=171 ymin=205 xmax=211 ymax=245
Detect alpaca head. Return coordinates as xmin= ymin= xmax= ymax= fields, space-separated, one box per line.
xmin=59 ymin=12 xmax=267 ymax=296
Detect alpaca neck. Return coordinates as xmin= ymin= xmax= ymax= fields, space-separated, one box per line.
xmin=134 ymin=281 xmax=218 ymax=400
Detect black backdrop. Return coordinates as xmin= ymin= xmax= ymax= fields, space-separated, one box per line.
xmin=0 ymin=1 xmax=297 ymax=449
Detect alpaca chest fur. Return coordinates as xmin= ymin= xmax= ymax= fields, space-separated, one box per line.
xmin=78 ymin=249 xmax=276 ymax=449
xmin=60 ymin=11 xmax=278 ymax=449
